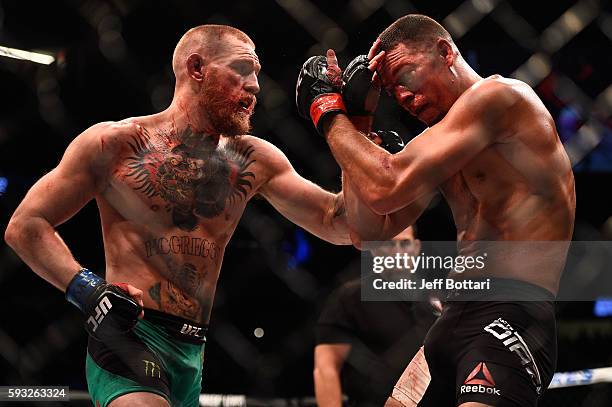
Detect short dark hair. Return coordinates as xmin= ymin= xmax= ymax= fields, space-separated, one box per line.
xmin=379 ymin=14 xmax=453 ymax=52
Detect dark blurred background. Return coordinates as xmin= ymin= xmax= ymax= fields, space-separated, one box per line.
xmin=0 ymin=0 xmax=611 ymax=405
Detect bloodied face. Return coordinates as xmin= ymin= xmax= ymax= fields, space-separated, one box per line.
xmin=200 ymin=35 xmax=260 ymax=136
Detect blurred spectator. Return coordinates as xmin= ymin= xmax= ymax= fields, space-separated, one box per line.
xmin=314 ymin=227 xmax=439 ymax=407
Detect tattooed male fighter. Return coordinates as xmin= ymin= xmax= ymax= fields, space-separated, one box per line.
xmin=296 ymin=14 xmax=575 ymax=407
xmin=2 ymin=25 xmax=395 ymax=407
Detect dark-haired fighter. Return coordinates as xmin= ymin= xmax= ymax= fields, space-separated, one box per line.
xmin=296 ymin=14 xmax=575 ymax=407
xmin=4 ymin=25 xmax=361 ymax=407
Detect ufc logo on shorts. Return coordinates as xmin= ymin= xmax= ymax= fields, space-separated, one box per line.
xmin=484 ymin=318 xmax=543 ymax=393
xmin=461 ymin=362 xmax=500 ymax=396
xmin=87 ymin=296 xmax=112 ymax=332
xmin=180 ymin=323 xmax=202 ymax=337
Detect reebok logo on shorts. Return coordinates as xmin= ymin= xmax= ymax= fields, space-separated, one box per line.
xmin=464 ymin=362 xmax=495 ymax=386
xmin=460 ymin=362 xmax=501 ymax=396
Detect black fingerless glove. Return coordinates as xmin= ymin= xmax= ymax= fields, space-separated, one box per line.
xmin=66 ymin=269 xmax=142 ymax=341
xmin=296 ymin=55 xmax=346 ymax=135
xmin=342 ymin=55 xmax=380 ymax=117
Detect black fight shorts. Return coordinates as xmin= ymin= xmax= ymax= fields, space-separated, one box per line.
xmin=418 ymin=278 xmax=557 ymax=407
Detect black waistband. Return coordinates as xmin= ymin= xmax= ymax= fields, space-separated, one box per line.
xmin=444 ymin=277 xmax=556 ymax=302
xmin=143 ymin=308 xmax=208 ymax=345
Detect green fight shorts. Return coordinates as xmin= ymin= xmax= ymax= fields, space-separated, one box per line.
xmin=86 ymin=308 xmax=207 ymax=407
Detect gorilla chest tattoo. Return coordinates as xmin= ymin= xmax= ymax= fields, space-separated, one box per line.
xmin=124 ymin=127 xmax=256 ymax=231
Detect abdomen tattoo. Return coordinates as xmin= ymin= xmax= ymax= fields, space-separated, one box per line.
xmin=148 ymin=262 xmax=212 ymax=321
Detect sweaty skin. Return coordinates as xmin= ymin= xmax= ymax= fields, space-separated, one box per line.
xmin=5 ymin=33 xmax=351 ymax=325
xmin=326 ymin=40 xmax=575 ymax=295
xmin=100 ymin=120 xmax=350 ymax=323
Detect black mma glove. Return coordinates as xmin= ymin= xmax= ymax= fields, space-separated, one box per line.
xmin=342 ymin=55 xmax=380 ymax=117
xmin=66 ymin=268 xmax=142 ymax=341
xmin=296 ymin=55 xmax=346 ymax=135
xmin=371 ymin=130 xmax=405 ymax=154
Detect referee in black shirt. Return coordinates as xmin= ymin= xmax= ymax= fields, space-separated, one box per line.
xmin=314 ymin=227 xmax=440 ymax=407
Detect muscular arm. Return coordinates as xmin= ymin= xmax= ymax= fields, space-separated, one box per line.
xmin=340 ymin=120 xmax=434 ymax=243
xmin=4 ymin=123 xmax=116 ymax=291
xmin=342 ymin=172 xmax=435 ymax=245
xmin=314 ymin=343 xmax=351 ymax=407
xmin=339 ymin=118 xmax=388 ymax=244
xmin=257 ymin=142 xmax=351 ymax=245
xmin=325 ymin=80 xmax=513 ymax=215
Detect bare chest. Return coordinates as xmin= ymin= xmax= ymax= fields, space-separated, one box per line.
xmin=451 ymin=141 xmax=528 ymax=194
xmin=105 ymin=129 xmax=261 ymax=234
xmin=440 ymin=146 xmax=522 ymax=231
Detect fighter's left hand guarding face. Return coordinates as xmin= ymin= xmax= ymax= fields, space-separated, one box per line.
xmin=297 ymin=48 xmax=384 ymax=135
xmin=341 ymin=52 xmax=381 ymax=119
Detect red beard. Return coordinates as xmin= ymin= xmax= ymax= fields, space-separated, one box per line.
xmin=201 ymin=79 xmax=253 ymax=136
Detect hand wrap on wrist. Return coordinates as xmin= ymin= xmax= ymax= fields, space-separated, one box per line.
xmin=66 ymin=268 xmax=142 ymax=341
xmin=296 ymin=55 xmax=346 ymax=135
